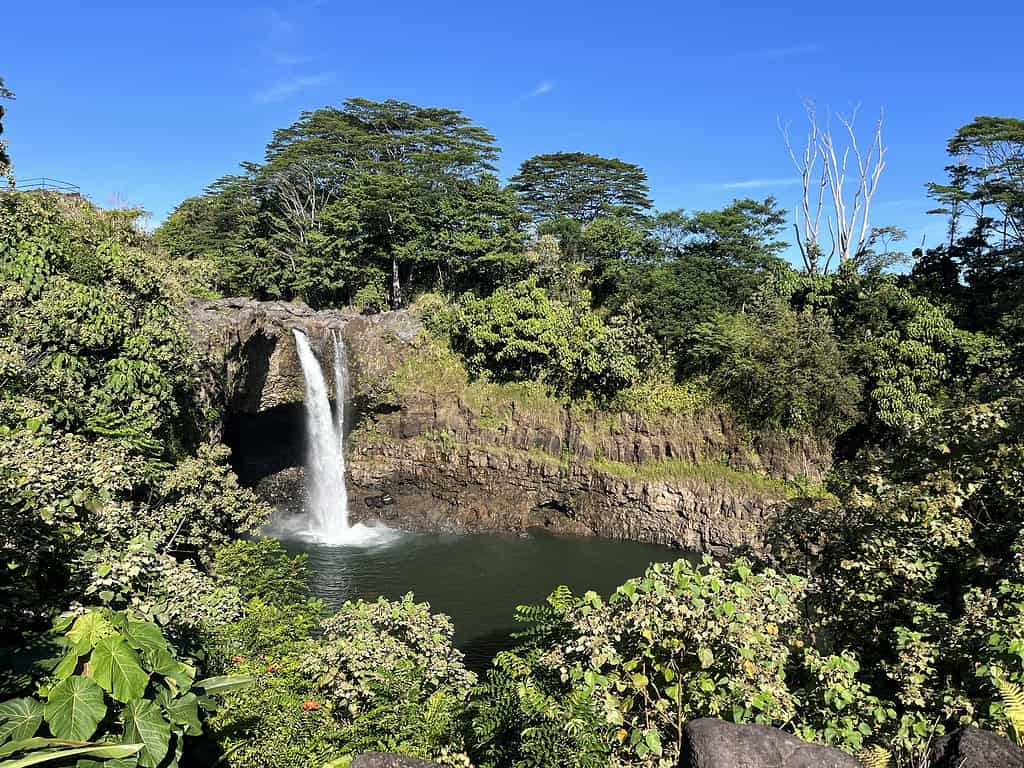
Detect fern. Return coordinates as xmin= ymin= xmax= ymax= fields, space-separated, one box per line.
xmin=997 ymin=677 xmax=1024 ymax=746
xmin=546 ymin=584 xmax=574 ymax=612
xmin=492 ymin=651 xmax=531 ymax=679
xmin=856 ymin=745 xmax=891 ymax=768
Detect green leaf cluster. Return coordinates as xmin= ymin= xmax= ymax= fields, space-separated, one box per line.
xmin=0 ymin=609 xmax=248 ymax=768
xmin=471 ymin=559 xmax=890 ymax=767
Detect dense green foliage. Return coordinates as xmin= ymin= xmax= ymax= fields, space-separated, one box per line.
xmin=471 ymin=559 xmax=893 ymax=767
xmin=5 ymin=92 xmax=1024 ymax=768
xmin=686 ymin=300 xmax=859 ymax=438
xmin=435 ymin=276 xmax=658 ymax=401
xmin=0 ymin=193 xmax=268 ymax=640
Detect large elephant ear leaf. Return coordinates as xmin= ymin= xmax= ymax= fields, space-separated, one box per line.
xmin=122 ymin=700 xmax=171 ymax=768
xmin=91 ymin=638 xmax=150 ymax=703
xmin=122 ymin=622 xmax=168 ymax=659
xmin=65 ymin=613 xmax=114 ymax=653
xmin=158 ymin=691 xmax=201 ymax=737
xmin=43 ymin=677 xmax=106 ymax=741
xmin=0 ymin=698 xmax=44 ymax=743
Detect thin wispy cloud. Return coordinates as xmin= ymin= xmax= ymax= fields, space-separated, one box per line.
xmin=277 ymin=53 xmax=315 ymax=66
xmin=529 ymin=80 xmax=554 ymax=97
xmin=262 ymin=8 xmax=297 ymax=40
xmin=714 ymin=177 xmax=801 ymax=190
xmin=251 ymin=73 xmax=332 ymax=104
xmin=741 ymin=43 xmax=823 ymax=59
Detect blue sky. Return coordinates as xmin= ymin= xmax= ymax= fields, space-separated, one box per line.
xmin=4 ymin=0 xmax=1023 ymax=256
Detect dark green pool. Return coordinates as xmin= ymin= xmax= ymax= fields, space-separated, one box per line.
xmin=282 ymin=529 xmax=689 ymax=670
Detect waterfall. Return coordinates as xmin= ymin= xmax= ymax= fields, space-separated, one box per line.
xmin=292 ymin=329 xmax=349 ymax=539
xmin=331 ymin=330 xmax=347 ymax=441
xmin=288 ymin=328 xmax=396 ymax=547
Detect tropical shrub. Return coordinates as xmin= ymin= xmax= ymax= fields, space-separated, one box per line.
xmin=199 ymin=540 xmax=324 ymax=669
xmin=211 ymin=539 xmax=312 ymax=608
xmin=210 ymin=595 xmax=475 ymax=768
xmin=471 ymin=558 xmax=890 ymax=768
xmin=0 ymin=608 xmax=248 ymax=768
xmin=153 ymin=444 xmax=271 ymax=564
xmin=308 ymin=595 xmax=476 ymax=755
xmin=206 ymin=644 xmax=347 ymax=768
xmin=437 ymin=276 xmax=652 ymax=401
xmin=687 ymin=300 xmax=861 ymax=438
xmin=765 ymin=266 xmax=1007 ymax=440
xmin=78 ymin=538 xmax=244 ymax=636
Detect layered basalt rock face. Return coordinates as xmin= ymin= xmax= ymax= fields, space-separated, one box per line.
xmin=188 ymin=298 xmax=830 ymax=554
xmin=344 ymin=390 xmax=828 ymax=553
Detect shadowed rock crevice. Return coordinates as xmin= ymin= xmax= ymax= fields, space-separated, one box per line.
xmin=231 ymin=330 xmax=276 ymax=413
xmin=224 ymin=402 xmax=306 ymax=486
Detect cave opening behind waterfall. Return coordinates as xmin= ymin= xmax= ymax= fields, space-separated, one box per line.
xmin=224 ymin=402 xmax=307 ymax=487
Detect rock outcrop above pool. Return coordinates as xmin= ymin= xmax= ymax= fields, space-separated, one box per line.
xmin=188 ymin=297 xmax=420 ymax=420
xmin=188 ymin=298 xmax=832 ymax=554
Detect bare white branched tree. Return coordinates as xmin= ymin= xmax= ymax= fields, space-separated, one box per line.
xmin=781 ymin=102 xmax=887 ymax=274
xmin=0 ymin=77 xmax=13 ymax=186
xmin=265 ymin=161 xmax=339 ymax=242
xmin=262 ymin=160 xmax=344 ymax=274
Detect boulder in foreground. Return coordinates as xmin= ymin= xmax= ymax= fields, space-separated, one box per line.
xmin=681 ymin=718 xmax=860 ymax=768
xmin=927 ymin=726 xmax=1024 ymax=768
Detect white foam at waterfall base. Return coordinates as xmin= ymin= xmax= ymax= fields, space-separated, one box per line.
xmin=283 ymin=329 xmax=398 ymax=547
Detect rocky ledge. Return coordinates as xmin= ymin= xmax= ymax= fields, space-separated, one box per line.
xmin=341 ymin=406 xmax=824 ymax=553
xmin=188 ymin=297 xmax=421 ymax=417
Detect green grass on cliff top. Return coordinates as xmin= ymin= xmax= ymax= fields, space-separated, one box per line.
xmin=389 ymin=330 xmax=718 ymax=425
xmin=590 ymin=457 xmax=830 ymax=500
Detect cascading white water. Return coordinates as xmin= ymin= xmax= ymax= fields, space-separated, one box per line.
xmin=293 ymin=329 xmax=349 ymax=538
xmin=331 ymin=330 xmax=347 ymax=443
xmin=288 ymin=328 xmax=397 ymax=547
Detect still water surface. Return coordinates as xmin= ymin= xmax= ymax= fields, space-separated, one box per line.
xmin=282 ymin=529 xmax=688 ymax=670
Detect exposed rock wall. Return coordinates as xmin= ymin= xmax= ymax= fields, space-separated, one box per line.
xmin=343 ymin=391 xmax=827 ymax=553
xmin=188 ymin=298 xmax=831 ymax=555
xmin=346 ymin=441 xmax=773 ymax=552
xmin=188 ymin=296 xmax=419 ymax=420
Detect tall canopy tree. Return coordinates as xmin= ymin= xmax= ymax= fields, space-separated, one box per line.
xmin=509 ymin=152 xmax=652 ymax=223
xmin=261 ymin=97 xmax=517 ymax=306
xmin=157 ymin=98 xmax=526 ymax=307
xmin=928 ymin=116 xmax=1024 ymax=249
xmin=917 ymin=117 xmax=1024 ymax=353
